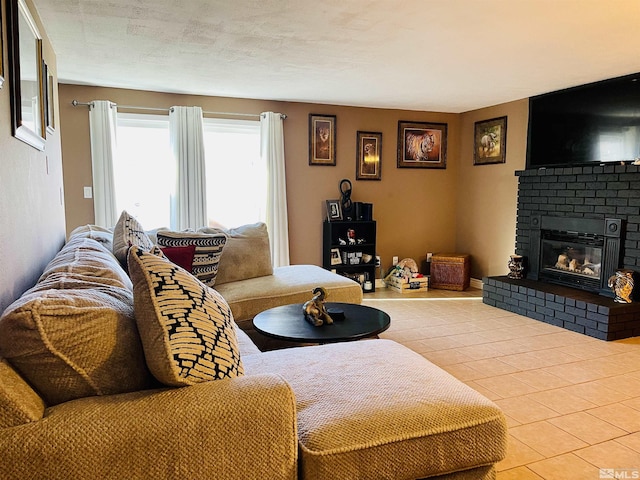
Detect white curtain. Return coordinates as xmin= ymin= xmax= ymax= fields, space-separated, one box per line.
xmin=169 ymin=106 xmax=208 ymax=230
xmin=89 ymin=100 xmax=118 ymax=227
xmin=261 ymin=112 xmax=290 ymax=267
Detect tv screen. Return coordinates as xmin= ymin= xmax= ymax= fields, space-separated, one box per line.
xmin=526 ymin=73 xmax=640 ymax=169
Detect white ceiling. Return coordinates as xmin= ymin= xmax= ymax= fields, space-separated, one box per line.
xmin=31 ymin=0 xmax=640 ymax=113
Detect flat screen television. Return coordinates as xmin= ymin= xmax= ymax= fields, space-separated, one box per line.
xmin=526 ymin=73 xmax=640 ymax=169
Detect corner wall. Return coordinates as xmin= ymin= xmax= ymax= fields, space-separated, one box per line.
xmin=457 ymin=99 xmax=529 ymax=279
xmin=0 ymin=0 xmax=65 ymax=312
xmin=58 ymin=85 xmax=460 ymax=274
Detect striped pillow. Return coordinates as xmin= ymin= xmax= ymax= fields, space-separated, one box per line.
xmin=128 ymin=246 xmax=243 ymax=386
xmin=156 ymin=231 xmax=226 ymax=287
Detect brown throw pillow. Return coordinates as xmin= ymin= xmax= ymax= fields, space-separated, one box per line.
xmin=198 ymin=222 xmax=273 ymax=285
xmin=113 ymin=210 xmax=154 ymax=268
xmin=128 ymin=246 xmax=244 ymax=387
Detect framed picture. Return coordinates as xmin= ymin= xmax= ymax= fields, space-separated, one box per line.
xmin=474 ymin=116 xmax=507 ymax=165
xmin=325 ymin=199 xmax=342 ymax=221
xmin=397 ymin=121 xmax=447 ymax=169
xmin=330 ymin=248 xmax=342 ymax=265
xmin=0 ymin=3 xmax=4 ymax=89
xmin=309 ymin=114 xmax=336 ymax=165
xmin=45 ymin=63 xmax=55 ymax=133
xmin=356 ymin=131 xmax=382 ymax=181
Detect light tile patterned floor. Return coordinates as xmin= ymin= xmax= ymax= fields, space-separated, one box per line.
xmin=364 ymin=287 xmax=640 ymax=480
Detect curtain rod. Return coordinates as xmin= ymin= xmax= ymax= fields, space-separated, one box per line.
xmin=71 ymin=100 xmax=286 ymax=119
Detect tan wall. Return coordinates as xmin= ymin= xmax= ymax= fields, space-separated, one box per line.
xmin=456 ymin=99 xmax=529 ymax=279
xmin=0 ymin=0 xmax=65 ymax=312
xmin=59 ymin=85 xmax=460 ymax=274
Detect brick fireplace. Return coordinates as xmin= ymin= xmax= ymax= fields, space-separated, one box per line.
xmin=484 ymin=163 xmax=640 ymax=340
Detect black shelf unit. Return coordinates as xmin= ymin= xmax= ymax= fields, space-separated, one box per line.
xmin=323 ymin=220 xmax=377 ymax=293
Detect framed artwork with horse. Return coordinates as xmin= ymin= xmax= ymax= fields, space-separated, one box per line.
xmin=473 ymin=116 xmax=507 ymax=165
xmin=397 ymin=121 xmax=447 ymax=169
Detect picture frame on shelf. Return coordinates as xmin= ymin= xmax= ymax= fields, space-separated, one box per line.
xmin=326 ymin=199 xmax=342 ymax=221
xmin=309 ymin=114 xmax=336 ymax=166
xmin=330 ymin=248 xmax=342 ymax=265
xmin=356 ymin=131 xmax=382 ymax=181
xmin=473 ymin=116 xmax=507 ymax=165
xmin=397 ymin=121 xmax=447 ymax=169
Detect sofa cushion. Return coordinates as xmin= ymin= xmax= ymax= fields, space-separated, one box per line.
xmin=128 ymin=246 xmax=244 ymax=386
xmin=38 ymin=236 xmax=132 ymax=290
xmin=0 ymin=285 xmax=153 ymax=406
xmin=0 ymin=359 xmax=45 ymax=428
xmin=113 ymin=210 xmax=155 ymax=268
xmin=199 ymin=222 xmax=273 ymax=285
xmin=215 ymin=265 xmax=363 ymax=326
xmin=68 ymin=224 xmax=115 ymax=251
xmin=243 ymin=339 xmax=507 ymax=480
xmin=156 ymin=230 xmax=227 ymax=287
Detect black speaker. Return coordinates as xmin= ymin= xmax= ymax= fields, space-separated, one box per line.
xmin=355 ymin=202 xmax=373 ymax=221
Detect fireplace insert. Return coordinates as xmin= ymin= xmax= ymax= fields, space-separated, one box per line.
xmin=528 ymin=215 xmax=623 ymax=296
xmin=539 ymin=230 xmax=603 ymax=291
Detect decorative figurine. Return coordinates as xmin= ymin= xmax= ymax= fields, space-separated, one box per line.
xmin=340 ymin=179 xmax=354 ymax=220
xmin=507 ymin=254 xmax=525 ymax=279
xmin=608 ymin=269 xmax=635 ymax=303
xmin=302 ymin=287 xmax=334 ymax=326
xmin=347 ymin=228 xmax=356 ymax=245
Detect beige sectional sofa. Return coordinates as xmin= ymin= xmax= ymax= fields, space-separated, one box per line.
xmin=0 ymin=222 xmax=508 ymax=479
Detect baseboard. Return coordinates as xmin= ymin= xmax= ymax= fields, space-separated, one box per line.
xmin=470 ymin=278 xmax=483 ymax=290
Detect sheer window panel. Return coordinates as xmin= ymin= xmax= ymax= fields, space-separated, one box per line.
xmin=114 ymin=113 xmax=172 ymax=229
xmin=203 ymin=118 xmax=264 ymax=228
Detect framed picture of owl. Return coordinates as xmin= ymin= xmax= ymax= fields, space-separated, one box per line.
xmin=309 ymin=114 xmax=336 ymax=166
xmin=397 ymin=121 xmax=447 ymax=169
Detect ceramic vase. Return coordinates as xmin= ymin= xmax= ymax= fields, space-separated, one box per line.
xmin=507 ymin=255 xmax=525 ymax=280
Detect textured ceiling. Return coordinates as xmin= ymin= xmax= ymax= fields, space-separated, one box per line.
xmin=31 ymin=0 xmax=640 ymax=113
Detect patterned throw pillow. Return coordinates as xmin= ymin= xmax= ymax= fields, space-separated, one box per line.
xmin=128 ymin=246 xmax=244 ymax=386
xmin=156 ymin=231 xmax=226 ymax=287
xmin=113 ymin=211 xmax=154 ymax=267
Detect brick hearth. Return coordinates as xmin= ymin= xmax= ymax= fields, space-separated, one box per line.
xmin=483 ymin=163 xmax=640 ymax=340
xmin=483 ymin=276 xmax=640 ymax=340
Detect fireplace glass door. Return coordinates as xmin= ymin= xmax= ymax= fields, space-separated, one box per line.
xmin=539 ymin=230 xmax=603 ymax=291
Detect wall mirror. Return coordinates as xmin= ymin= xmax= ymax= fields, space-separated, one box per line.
xmin=6 ymin=0 xmax=45 ymax=150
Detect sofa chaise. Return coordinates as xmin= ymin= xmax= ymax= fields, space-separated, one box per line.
xmin=0 ymin=217 xmax=508 ymax=479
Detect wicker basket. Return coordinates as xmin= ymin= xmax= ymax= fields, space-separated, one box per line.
xmin=430 ymin=253 xmax=470 ymax=291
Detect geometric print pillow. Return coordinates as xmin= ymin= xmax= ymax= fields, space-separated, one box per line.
xmin=127 ymin=246 xmax=243 ymax=386
xmin=155 ymin=230 xmax=227 ymax=287
xmin=112 ymin=210 xmax=155 ymax=268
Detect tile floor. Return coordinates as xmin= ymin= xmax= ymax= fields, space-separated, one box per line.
xmin=364 ymin=286 xmax=640 ymax=480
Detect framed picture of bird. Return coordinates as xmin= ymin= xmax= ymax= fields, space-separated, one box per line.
xmin=356 ymin=131 xmax=382 ymax=180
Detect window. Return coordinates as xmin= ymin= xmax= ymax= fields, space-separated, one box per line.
xmin=113 ymin=113 xmax=264 ymax=230
xmin=114 ymin=113 xmax=173 ymax=229
xmin=203 ymin=118 xmax=264 ymax=228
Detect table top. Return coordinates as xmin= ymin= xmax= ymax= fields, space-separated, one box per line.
xmin=252 ymin=302 xmax=391 ymax=344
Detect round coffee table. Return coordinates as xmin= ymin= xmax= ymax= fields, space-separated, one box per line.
xmin=252 ymin=302 xmax=390 ymax=344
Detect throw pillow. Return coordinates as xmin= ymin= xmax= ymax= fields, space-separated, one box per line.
xmin=160 ymin=245 xmax=197 ymax=272
xmin=198 ymin=222 xmax=273 ymax=285
xmin=155 ymin=230 xmax=226 ymax=287
xmin=112 ymin=210 xmax=154 ymax=268
xmin=128 ymin=246 xmax=244 ymax=387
